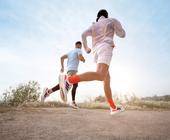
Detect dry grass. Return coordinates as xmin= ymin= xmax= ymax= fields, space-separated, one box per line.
xmin=79 ymin=100 xmax=170 ymax=111
xmin=0 ymin=106 xmax=13 ymax=113
xmin=20 ymin=101 xmax=69 ymax=108
xmin=1 ymin=99 xmax=170 ymax=112
xmin=0 ymin=101 xmax=68 ymax=113
xmin=128 ymin=100 xmax=170 ymax=110
xmin=79 ymin=102 xmax=109 ymax=110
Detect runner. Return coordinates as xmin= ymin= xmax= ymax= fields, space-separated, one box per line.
xmin=60 ymin=9 xmax=126 ymax=115
xmin=41 ymin=41 xmax=85 ymax=109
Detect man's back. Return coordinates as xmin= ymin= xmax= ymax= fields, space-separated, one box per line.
xmin=82 ymin=16 xmax=125 ymax=48
xmin=67 ymin=48 xmax=82 ymax=71
xmin=92 ymin=16 xmax=115 ymax=47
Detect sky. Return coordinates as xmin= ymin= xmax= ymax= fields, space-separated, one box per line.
xmin=0 ymin=0 xmax=170 ymax=102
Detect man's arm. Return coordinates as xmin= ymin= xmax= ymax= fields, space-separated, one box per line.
xmin=60 ymin=54 xmax=68 ymax=72
xmin=78 ymin=54 xmax=85 ymax=63
xmin=82 ymin=26 xmax=92 ymax=53
xmin=112 ymin=19 xmax=126 ymax=38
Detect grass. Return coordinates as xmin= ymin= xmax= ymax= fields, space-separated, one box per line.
xmin=0 ymin=101 xmax=68 ymax=113
xmin=1 ymin=81 xmax=169 ymax=111
xmin=128 ymin=100 xmax=170 ymax=110
xmin=0 ymin=106 xmax=14 ymax=113
xmin=0 ymin=99 xmax=170 ymax=113
xmin=20 ymin=101 xmax=69 ymax=108
xmin=79 ymin=101 xmax=170 ymax=111
xmin=79 ymin=102 xmax=109 ymax=110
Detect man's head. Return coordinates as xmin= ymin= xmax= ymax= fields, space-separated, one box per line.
xmin=96 ymin=9 xmax=108 ymax=22
xmin=75 ymin=41 xmax=82 ymax=49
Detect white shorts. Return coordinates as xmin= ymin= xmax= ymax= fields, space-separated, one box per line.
xmin=92 ymin=43 xmax=113 ymax=66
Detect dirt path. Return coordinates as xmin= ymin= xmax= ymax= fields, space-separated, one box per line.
xmin=0 ymin=107 xmax=170 ymax=140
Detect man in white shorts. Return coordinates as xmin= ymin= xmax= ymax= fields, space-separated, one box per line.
xmin=41 ymin=41 xmax=85 ymax=109
xmin=61 ymin=9 xmax=126 ymax=115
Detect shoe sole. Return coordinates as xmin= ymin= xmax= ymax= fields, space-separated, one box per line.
xmin=110 ymin=108 xmax=125 ymax=115
xmin=60 ymin=87 xmax=67 ymax=102
xmin=70 ymin=105 xmax=79 ymax=109
xmin=41 ymin=88 xmax=47 ymax=102
xmin=59 ymin=74 xmax=67 ymax=102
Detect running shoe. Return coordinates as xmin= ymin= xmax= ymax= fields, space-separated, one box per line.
xmin=59 ymin=74 xmax=72 ymax=102
xmin=110 ymin=106 xmax=125 ymax=115
xmin=41 ymin=88 xmax=49 ymax=102
xmin=71 ymin=101 xmax=79 ymax=109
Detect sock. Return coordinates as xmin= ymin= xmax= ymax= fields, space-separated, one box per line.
xmin=68 ymin=75 xmax=80 ymax=84
xmin=107 ymin=98 xmax=116 ymax=109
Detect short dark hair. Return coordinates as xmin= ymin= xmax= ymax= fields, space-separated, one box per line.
xmin=96 ymin=9 xmax=108 ymax=22
xmin=75 ymin=41 xmax=82 ymax=45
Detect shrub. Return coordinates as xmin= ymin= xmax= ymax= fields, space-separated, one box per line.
xmin=2 ymin=81 xmax=41 ymax=106
xmin=142 ymin=95 xmax=170 ymax=101
xmin=94 ymin=95 xmax=106 ymax=103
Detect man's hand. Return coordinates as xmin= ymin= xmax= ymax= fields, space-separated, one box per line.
xmin=82 ymin=59 xmax=85 ymax=63
xmin=60 ymin=54 xmax=67 ymax=73
xmin=78 ymin=54 xmax=86 ymax=63
xmin=85 ymin=47 xmax=91 ymax=54
xmin=112 ymin=43 xmax=116 ymax=48
xmin=60 ymin=67 xmax=64 ymax=73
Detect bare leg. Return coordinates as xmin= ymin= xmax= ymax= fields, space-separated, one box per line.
xmin=67 ymin=63 xmax=116 ymax=109
xmin=77 ymin=63 xmax=109 ymax=81
xmin=103 ymin=72 xmax=112 ymax=100
xmin=103 ymin=72 xmax=116 ymax=109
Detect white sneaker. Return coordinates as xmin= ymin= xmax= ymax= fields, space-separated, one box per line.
xmin=110 ymin=106 xmax=125 ymax=115
xmin=59 ymin=74 xmax=72 ymax=102
xmin=71 ymin=102 xmax=79 ymax=109
xmin=60 ymin=87 xmax=67 ymax=102
xmin=41 ymin=88 xmax=49 ymax=102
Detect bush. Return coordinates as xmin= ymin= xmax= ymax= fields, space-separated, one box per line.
xmin=2 ymin=81 xmax=41 ymax=106
xmin=142 ymin=95 xmax=170 ymax=101
xmin=94 ymin=95 xmax=106 ymax=103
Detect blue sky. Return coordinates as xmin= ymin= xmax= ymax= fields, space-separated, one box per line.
xmin=0 ymin=0 xmax=170 ymax=102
